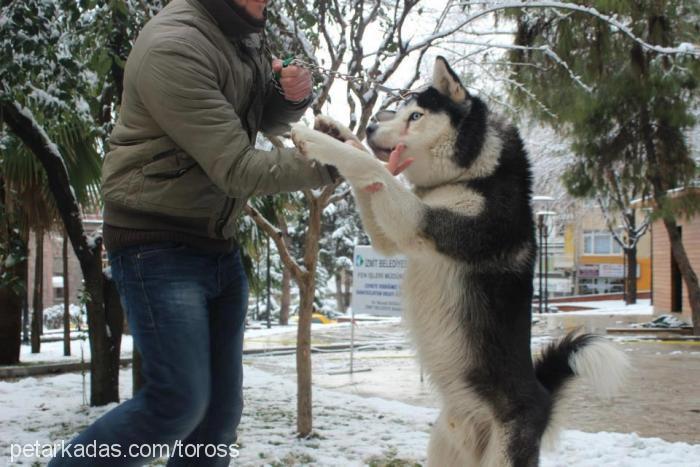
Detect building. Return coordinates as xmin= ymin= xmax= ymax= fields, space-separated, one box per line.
xmin=544 ymin=203 xmax=652 ymax=298
xmin=650 ymin=191 xmax=700 ymax=323
xmin=26 ymin=215 xmax=102 ymax=313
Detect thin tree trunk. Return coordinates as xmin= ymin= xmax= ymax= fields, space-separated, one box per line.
xmin=625 ymin=246 xmax=637 ymax=305
xmin=31 ymin=228 xmax=43 ymax=353
xmin=342 ymin=269 xmax=352 ymax=311
xmin=280 ymin=266 xmax=291 ymax=326
xmin=2 ymin=100 xmax=122 ymax=405
xmin=279 ymin=215 xmax=292 ymax=326
xmin=296 ymin=279 xmax=314 ymax=437
xmin=663 ymin=218 xmax=700 ymax=335
xmin=21 ymin=222 xmax=29 ymax=344
xmin=334 ymin=272 xmax=344 ymax=313
xmin=296 ymin=196 xmax=322 ymax=437
xmin=63 ymin=232 xmax=71 ymax=356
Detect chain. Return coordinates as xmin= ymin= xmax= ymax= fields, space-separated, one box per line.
xmin=271 ymin=55 xmax=416 ymax=102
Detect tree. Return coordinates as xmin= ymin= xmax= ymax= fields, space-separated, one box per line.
xmin=1 ymin=0 xmax=123 ymax=404
xmin=562 ymin=157 xmax=651 ymax=304
xmin=505 ymin=1 xmax=700 ymax=330
xmin=257 ymin=0 xmax=465 ymax=437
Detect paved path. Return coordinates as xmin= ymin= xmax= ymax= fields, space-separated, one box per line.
xmin=247 ymin=321 xmax=700 ymax=444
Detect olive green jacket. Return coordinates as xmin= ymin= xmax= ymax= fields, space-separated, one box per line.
xmin=101 ymin=0 xmax=332 ymax=240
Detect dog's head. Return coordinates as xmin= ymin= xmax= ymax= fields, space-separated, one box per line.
xmin=366 ymin=57 xmax=498 ymax=188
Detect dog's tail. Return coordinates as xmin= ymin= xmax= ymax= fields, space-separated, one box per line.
xmin=535 ymin=332 xmax=630 ymax=448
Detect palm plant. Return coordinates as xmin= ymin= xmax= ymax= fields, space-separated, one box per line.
xmin=1 ymin=114 xmax=101 ymax=357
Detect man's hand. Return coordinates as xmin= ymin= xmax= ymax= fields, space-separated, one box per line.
xmin=343 ymin=141 xmax=414 ymax=193
xmin=272 ymin=59 xmax=312 ymax=103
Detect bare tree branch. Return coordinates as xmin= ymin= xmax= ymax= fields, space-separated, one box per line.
xmin=244 ymin=204 xmax=306 ymax=281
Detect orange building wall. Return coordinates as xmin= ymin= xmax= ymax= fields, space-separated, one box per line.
xmin=652 ymin=215 xmax=700 ymax=323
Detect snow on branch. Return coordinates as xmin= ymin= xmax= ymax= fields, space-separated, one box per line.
xmin=447 ymin=39 xmax=592 ymax=92
xmin=0 ymin=100 xmax=94 ymax=263
xmin=440 ymin=2 xmax=700 ymax=57
xmin=459 ymin=55 xmax=557 ymax=118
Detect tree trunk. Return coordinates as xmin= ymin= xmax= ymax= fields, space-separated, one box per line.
xmin=342 ymin=269 xmax=352 ymax=311
xmin=296 ymin=195 xmax=322 ymax=437
xmin=663 ymin=218 xmax=700 ymax=335
xmin=334 ymin=272 xmax=344 ymax=313
xmin=296 ymin=279 xmax=314 ymax=437
xmin=280 ymin=265 xmax=291 ymax=326
xmin=278 ymin=214 xmax=292 ymax=326
xmin=0 ymin=176 xmax=24 ymax=365
xmin=63 ymin=232 xmax=71 ymax=356
xmin=31 ymin=228 xmax=43 ymax=353
xmin=0 ymin=284 xmax=22 ymax=364
xmin=625 ymin=246 xmax=638 ymax=305
xmin=2 ymin=101 xmax=122 ymax=405
xmin=97 ymin=268 xmax=124 ymax=404
xmin=21 ymin=222 xmax=29 ymax=344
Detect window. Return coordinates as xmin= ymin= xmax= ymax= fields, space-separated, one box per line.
xmin=583 ymin=231 xmax=622 ymax=255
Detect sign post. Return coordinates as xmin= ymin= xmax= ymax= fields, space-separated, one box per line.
xmin=329 ymin=246 xmax=407 ymax=375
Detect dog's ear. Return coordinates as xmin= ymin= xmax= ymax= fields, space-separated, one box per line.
xmin=432 ymin=56 xmax=469 ymax=103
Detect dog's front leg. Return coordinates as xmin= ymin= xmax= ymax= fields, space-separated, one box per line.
xmin=291 ymin=123 xmax=427 ymax=254
xmin=307 ymin=117 xmax=400 ymax=255
xmin=364 ymin=175 xmax=430 ymax=255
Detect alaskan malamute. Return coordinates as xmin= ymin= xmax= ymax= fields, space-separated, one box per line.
xmin=290 ymin=57 xmax=628 ymax=467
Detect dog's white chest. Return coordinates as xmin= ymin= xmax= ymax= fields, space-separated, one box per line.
xmin=401 ymin=256 xmax=472 ymax=389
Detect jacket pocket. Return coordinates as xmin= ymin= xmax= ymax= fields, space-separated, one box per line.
xmin=142 ymin=150 xmax=198 ymax=178
xmin=137 ymin=150 xmax=225 ymax=216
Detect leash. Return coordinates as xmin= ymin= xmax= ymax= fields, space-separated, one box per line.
xmin=272 ymin=54 xmax=416 ymax=101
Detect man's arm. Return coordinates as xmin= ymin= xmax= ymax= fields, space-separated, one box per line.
xmin=136 ymin=39 xmax=334 ymax=198
xmin=260 ymin=87 xmax=311 ymax=136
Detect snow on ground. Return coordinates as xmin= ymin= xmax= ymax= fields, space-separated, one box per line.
xmin=18 ymin=335 xmax=134 ymax=365
xmin=1 ymin=364 xmax=699 ymax=466
xmin=14 ymin=322 xmax=355 ymax=366
xmin=541 ymin=299 xmax=654 ymax=316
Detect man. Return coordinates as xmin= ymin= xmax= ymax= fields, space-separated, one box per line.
xmin=49 ymin=0 xmax=335 ymax=465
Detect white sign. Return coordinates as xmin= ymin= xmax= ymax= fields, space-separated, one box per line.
xmin=598 ymin=263 xmax=641 ymax=278
xmin=351 ymin=245 xmax=407 ymax=316
xmin=578 ymin=263 xmax=640 ymax=278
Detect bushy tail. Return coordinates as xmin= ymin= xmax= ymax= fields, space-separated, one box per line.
xmin=535 ymin=332 xmax=630 ymax=448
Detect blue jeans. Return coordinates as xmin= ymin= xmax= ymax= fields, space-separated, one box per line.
xmin=49 ymin=242 xmax=248 ymax=466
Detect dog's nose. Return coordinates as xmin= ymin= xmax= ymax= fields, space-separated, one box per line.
xmin=366 ymin=123 xmax=378 ymax=136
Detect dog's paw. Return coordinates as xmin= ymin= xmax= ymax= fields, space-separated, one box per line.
xmin=314 ymin=116 xmax=360 ymax=144
xmin=290 ymin=123 xmax=334 ymax=164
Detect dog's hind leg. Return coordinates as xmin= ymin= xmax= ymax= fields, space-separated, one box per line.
xmin=427 ymin=411 xmax=479 ymax=467
xmin=481 ymin=411 xmax=546 ymax=467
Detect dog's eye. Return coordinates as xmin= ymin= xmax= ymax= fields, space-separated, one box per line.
xmin=409 ymin=112 xmax=423 ymax=122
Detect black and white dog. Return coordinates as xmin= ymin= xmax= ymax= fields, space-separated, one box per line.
xmin=291 ymin=57 xmax=628 ymax=466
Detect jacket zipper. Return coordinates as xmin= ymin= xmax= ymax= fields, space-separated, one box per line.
xmin=214 ymin=40 xmax=265 ymax=238
xmin=215 ymin=197 xmax=237 ymax=238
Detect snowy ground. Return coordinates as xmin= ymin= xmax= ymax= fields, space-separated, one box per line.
xmin=538 ymin=299 xmax=654 ymax=316
xmin=6 ymin=313 xmax=700 ymax=465
xmin=15 ymin=322 xmax=352 ymax=366
xmin=2 ymin=364 xmax=699 ymax=466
